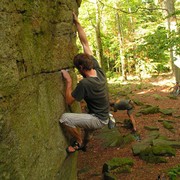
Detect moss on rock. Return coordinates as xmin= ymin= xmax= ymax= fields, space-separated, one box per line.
xmin=139 ymin=105 xmax=160 ymax=115
xmin=153 ymin=139 xmax=180 ymax=148
xmin=102 ymin=157 xmax=134 ymax=175
xmin=162 ymin=121 xmax=174 ymax=130
xmin=139 ymin=147 xmax=167 ymax=164
xmin=97 ymin=126 xmax=135 ymax=148
xmin=144 ymin=126 xmax=159 ymax=131
xmin=159 ymin=108 xmax=174 ymax=115
xmin=152 ymin=145 xmax=176 ymax=156
xmin=97 ymin=127 xmax=124 ymax=147
xmin=0 ymin=0 xmax=81 ymax=179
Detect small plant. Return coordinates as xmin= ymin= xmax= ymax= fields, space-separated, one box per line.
xmin=167 ymin=164 xmax=180 ymax=180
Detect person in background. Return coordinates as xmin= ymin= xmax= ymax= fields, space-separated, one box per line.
xmin=60 ymin=12 xmax=109 ymax=153
xmin=110 ymin=99 xmax=137 ymax=132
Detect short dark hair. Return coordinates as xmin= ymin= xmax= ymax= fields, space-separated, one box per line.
xmin=73 ymin=53 xmax=94 ymax=70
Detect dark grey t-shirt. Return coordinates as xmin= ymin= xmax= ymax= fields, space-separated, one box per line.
xmin=72 ymin=57 xmax=109 ymax=120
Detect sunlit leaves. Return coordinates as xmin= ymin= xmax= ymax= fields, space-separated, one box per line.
xmin=78 ymin=0 xmax=178 ymax=76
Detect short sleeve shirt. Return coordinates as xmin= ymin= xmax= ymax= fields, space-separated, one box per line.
xmin=72 ymin=57 xmax=109 ymax=120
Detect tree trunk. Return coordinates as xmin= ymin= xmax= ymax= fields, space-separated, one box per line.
xmin=161 ymin=0 xmax=180 ymax=82
xmin=116 ymin=13 xmax=126 ymax=80
xmin=95 ymin=0 xmax=106 ymax=71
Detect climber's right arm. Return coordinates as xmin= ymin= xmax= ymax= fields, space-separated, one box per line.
xmin=73 ymin=12 xmax=92 ymax=56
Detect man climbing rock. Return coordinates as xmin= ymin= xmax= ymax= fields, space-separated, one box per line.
xmin=60 ymin=12 xmax=109 ymax=153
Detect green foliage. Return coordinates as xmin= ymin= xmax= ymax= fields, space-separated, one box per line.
xmin=167 ymin=164 xmax=180 ymax=180
xmin=169 ymin=26 xmax=180 ymax=56
xmin=126 ymin=23 xmax=179 ymax=74
xmin=140 ymin=27 xmax=173 ymax=60
xmin=79 ymin=0 xmax=179 ymax=77
xmin=106 ymin=71 xmax=118 ymax=79
xmin=139 ymin=1 xmax=163 ymax=24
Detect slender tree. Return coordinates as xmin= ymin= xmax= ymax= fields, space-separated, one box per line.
xmin=95 ymin=0 xmax=106 ymax=71
xmin=160 ymin=0 xmax=179 ymax=82
xmin=116 ymin=12 xmax=126 ymax=80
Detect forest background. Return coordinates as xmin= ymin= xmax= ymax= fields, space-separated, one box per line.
xmin=77 ymin=0 xmax=179 ymax=82
xmin=76 ymin=2 xmax=180 ymax=179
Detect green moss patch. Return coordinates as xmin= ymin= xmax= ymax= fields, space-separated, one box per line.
xmin=133 ymin=98 xmax=144 ymax=106
xmin=144 ymin=126 xmax=159 ymax=131
xmin=152 ymin=94 xmax=164 ymax=100
xmin=139 ymin=105 xmax=159 ymax=114
xmin=153 ymin=139 xmax=180 ymax=148
xmin=152 ymin=145 xmax=176 ymax=156
xmin=97 ymin=127 xmax=135 ymax=148
xmin=159 ymin=108 xmax=174 ymax=115
xmin=132 ymin=131 xmax=179 ymax=164
xmin=158 ymin=119 xmax=175 ymax=123
xmin=132 ymin=131 xmax=160 ymax=155
xmin=162 ymin=121 xmax=174 ymax=130
xmin=139 ymin=147 xmax=167 ymax=163
xmin=102 ymin=157 xmax=134 ymax=175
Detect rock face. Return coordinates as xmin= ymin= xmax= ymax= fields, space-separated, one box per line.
xmin=0 ymin=0 xmax=82 ymax=179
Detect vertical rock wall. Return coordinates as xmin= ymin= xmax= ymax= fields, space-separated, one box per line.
xmin=0 ymin=0 xmax=82 ymax=179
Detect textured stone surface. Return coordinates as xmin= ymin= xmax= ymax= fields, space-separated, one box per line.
xmin=102 ymin=157 xmax=134 ymax=177
xmin=0 ymin=0 xmax=82 ymax=179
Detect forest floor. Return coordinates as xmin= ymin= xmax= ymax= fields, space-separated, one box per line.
xmin=77 ymin=74 xmax=180 ymax=180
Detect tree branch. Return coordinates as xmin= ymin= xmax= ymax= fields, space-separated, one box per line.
xmin=97 ymin=0 xmax=168 ymax=14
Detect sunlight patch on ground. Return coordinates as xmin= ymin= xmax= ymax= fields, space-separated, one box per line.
xmin=161 ymin=87 xmax=171 ymax=93
xmin=150 ymin=77 xmax=175 ymax=93
xmin=108 ymin=73 xmax=176 ymax=96
xmin=108 ymin=76 xmax=141 ymax=85
xmin=107 ymin=73 xmax=176 ymax=96
xmin=108 ymin=74 xmax=175 ymax=86
xmin=151 ymin=78 xmax=175 ymax=86
xmin=137 ymin=89 xmax=152 ymax=94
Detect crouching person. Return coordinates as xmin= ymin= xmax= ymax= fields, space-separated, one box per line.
xmin=110 ymin=99 xmax=137 ymax=132
xmin=59 ymin=12 xmax=109 ymax=153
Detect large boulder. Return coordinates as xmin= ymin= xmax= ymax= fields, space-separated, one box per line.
xmin=0 ymin=0 xmax=82 ymax=179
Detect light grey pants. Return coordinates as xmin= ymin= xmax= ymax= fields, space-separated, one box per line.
xmin=60 ymin=113 xmax=108 ymax=130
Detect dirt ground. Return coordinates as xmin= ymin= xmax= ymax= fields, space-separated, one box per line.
xmin=77 ymin=75 xmax=180 ymax=180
